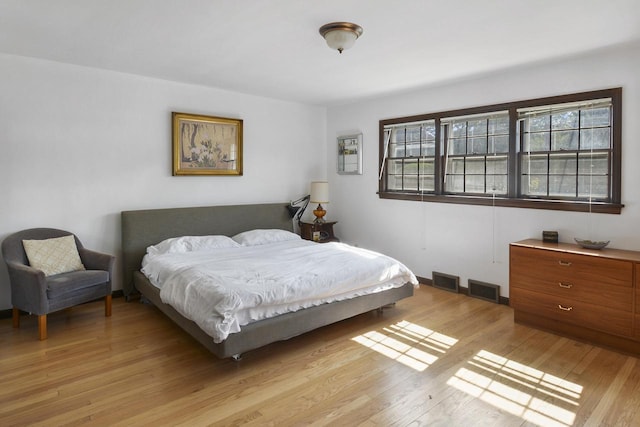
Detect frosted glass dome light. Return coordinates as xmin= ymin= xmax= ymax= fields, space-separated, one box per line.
xmin=319 ymin=22 xmax=363 ymax=54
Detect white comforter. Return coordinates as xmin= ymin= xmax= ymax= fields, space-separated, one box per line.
xmin=142 ymin=239 xmax=417 ymax=343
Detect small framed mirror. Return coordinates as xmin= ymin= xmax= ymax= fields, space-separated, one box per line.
xmin=337 ymin=133 xmax=362 ymax=175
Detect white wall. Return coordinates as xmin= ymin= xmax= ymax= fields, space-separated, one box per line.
xmin=326 ymin=42 xmax=640 ymax=297
xmin=0 ymin=54 xmax=327 ymax=309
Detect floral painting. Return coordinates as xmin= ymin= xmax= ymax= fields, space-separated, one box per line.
xmin=172 ymin=112 xmax=243 ymax=176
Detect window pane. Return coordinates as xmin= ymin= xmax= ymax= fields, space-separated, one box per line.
xmin=420 ymin=176 xmax=435 ymax=192
xmin=388 ymin=159 xmax=404 ymax=174
xmin=578 ymin=176 xmax=608 ymax=198
xmin=450 ymin=122 xmax=467 ymax=138
xmin=552 ymin=110 xmax=579 ymax=130
xmin=447 ymin=158 xmax=464 ymax=174
xmin=551 ymin=130 xmax=579 ymax=151
xmin=487 ymin=175 xmax=508 ymax=194
xmin=578 ymin=153 xmax=609 ymax=175
xmin=387 ymin=175 xmax=403 ymax=191
xmin=423 ymin=123 xmax=436 ymax=140
xmin=581 ymin=107 xmax=610 ymax=127
xmin=521 ymin=154 xmax=548 ymax=175
xmin=580 ymin=128 xmax=610 ymax=150
xmin=404 ymin=159 xmax=418 ymax=175
xmin=549 ymin=175 xmax=576 ymax=197
xmin=489 ymin=135 xmax=509 ymax=153
xmin=549 ymin=153 xmax=577 ymax=175
xmin=407 ymin=126 xmax=421 ymax=142
xmin=419 ymin=160 xmax=434 ymax=175
xmin=467 ymin=119 xmax=487 ymax=136
xmin=529 ymin=115 xmax=550 ymax=132
xmin=489 ymin=116 xmax=509 ymax=134
xmin=406 ymin=142 xmax=421 ymax=157
xmin=449 ymin=138 xmax=466 ymax=155
xmin=524 ymin=132 xmax=550 ymax=152
xmin=445 ymin=175 xmax=464 ymax=192
xmin=465 ymin=175 xmax=485 ymax=193
xmin=466 ymin=158 xmax=485 ymax=174
xmin=404 ymin=176 xmax=418 ymax=191
xmin=391 ymin=128 xmax=405 ymax=142
xmin=390 ymin=143 xmax=405 ymax=157
xmin=422 ymin=140 xmax=435 ymax=156
xmin=522 ymin=175 xmax=547 ymax=196
xmin=468 ymin=137 xmax=487 ymax=154
xmin=487 ymin=156 xmax=508 ymax=174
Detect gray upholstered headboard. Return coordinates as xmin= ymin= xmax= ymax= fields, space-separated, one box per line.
xmin=121 ymin=203 xmax=293 ymax=296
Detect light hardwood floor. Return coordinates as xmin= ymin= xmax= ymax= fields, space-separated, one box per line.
xmin=1 ymin=285 xmax=639 ymax=426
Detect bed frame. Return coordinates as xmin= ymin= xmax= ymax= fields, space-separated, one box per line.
xmin=121 ymin=203 xmax=414 ymax=359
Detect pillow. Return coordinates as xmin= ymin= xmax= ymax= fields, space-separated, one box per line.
xmin=22 ymin=235 xmax=85 ymax=276
xmin=232 ymin=229 xmax=301 ymax=246
xmin=146 ymin=235 xmax=240 ymax=256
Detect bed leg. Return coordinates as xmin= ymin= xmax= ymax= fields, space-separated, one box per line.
xmin=231 ymin=354 xmax=243 ymax=362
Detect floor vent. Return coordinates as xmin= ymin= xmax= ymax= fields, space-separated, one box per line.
xmin=432 ymin=271 xmax=459 ymax=293
xmin=468 ymin=279 xmax=500 ymax=303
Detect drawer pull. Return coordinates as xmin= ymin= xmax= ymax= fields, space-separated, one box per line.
xmin=558 ymin=282 xmax=573 ymax=289
xmin=558 ymin=304 xmax=573 ymax=311
xmin=558 ymin=260 xmax=572 ymax=266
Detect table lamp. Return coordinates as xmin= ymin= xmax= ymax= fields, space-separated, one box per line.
xmin=310 ymin=181 xmax=329 ymax=224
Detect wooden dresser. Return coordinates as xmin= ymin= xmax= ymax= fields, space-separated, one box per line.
xmin=510 ymin=239 xmax=640 ymax=355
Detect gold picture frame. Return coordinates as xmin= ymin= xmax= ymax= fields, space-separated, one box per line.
xmin=172 ymin=112 xmax=243 ymax=176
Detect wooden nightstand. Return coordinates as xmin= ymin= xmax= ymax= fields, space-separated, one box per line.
xmin=299 ymin=221 xmax=339 ymax=243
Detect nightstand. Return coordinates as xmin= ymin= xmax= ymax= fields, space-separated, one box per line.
xmin=299 ymin=221 xmax=339 ymax=243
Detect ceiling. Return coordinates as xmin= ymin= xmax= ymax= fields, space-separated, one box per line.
xmin=1 ymin=0 xmax=639 ymax=106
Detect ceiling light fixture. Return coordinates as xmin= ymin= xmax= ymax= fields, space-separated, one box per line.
xmin=319 ymin=22 xmax=363 ymax=54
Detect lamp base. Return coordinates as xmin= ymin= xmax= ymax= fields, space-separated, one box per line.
xmin=313 ymin=203 xmax=326 ymax=224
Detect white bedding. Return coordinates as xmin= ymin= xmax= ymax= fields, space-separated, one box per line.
xmin=142 ymin=239 xmax=418 ymax=343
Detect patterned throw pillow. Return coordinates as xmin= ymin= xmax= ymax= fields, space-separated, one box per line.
xmin=22 ymin=235 xmax=86 ymax=276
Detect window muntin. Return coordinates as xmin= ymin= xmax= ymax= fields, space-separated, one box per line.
xmin=378 ymin=88 xmax=622 ymax=213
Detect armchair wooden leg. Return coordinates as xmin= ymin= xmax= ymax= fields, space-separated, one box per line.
xmin=105 ymin=294 xmax=112 ymax=317
xmin=12 ymin=307 xmax=19 ymax=328
xmin=38 ymin=315 xmax=47 ymax=340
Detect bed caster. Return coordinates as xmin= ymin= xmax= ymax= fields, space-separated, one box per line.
xmin=231 ymin=354 xmax=243 ymax=361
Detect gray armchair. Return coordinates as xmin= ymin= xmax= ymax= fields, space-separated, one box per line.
xmin=2 ymin=228 xmax=115 ymax=340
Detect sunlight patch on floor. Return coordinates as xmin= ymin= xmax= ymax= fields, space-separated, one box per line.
xmin=352 ymin=320 xmax=458 ymax=371
xmin=447 ymin=350 xmax=582 ymax=427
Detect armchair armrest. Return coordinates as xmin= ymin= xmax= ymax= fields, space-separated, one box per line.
xmin=5 ymin=260 xmax=48 ymax=314
xmin=79 ymin=248 xmax=116 ymax=276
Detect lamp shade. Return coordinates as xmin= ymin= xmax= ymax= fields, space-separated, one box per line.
xmin=310 ymin=181 xmax=329 ymax=203
xmin=324 ymin=29 xmax=357 ymax=52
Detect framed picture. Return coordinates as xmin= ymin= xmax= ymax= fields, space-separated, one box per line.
xmin=172 ymin=112 xmax=243 ymax=176
xmin=337 ymin=133 xmax=362 ymax=175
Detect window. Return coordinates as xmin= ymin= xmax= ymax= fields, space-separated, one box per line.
xmin=378 ymin=88 xmax=622 ymax=213
xmin=442 ymin=112 xmax=509 ymax=196
xmin=384 ymin=120 xmax=436 ymax=192
xmin=518 ymin=100 xmax=612 ymax=201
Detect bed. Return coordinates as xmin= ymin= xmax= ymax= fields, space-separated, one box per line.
xmin=121 ymin=203 xmax=416 ymax=359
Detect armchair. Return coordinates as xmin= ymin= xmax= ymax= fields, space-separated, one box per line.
xmin=2 ymin=228 xmax=115 ymax=340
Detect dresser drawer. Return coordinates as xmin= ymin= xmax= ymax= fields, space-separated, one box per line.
xmin=509 ymin=276 xmax=632 ymax=311
xmin=511 ymin=249 xmax=633 ymax=311
xmin=511 ymin=246 xmax=633 ymax=289
xmin=511 ymin=287 xmax=633 ymax=338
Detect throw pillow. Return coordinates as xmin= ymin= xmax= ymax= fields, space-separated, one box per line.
xmin=22 ymin=235 xmax=86 ymax=276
